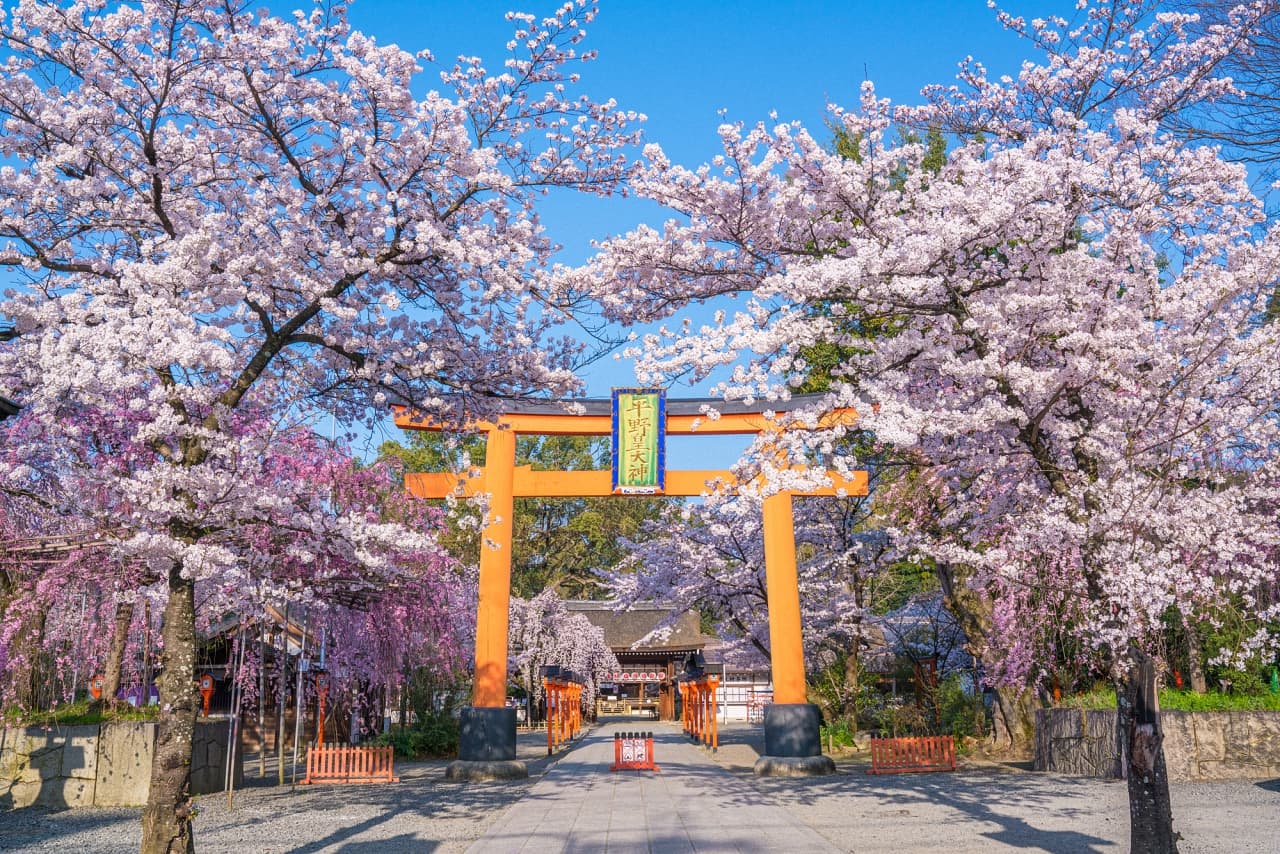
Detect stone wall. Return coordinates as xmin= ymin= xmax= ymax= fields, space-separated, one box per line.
xmin=1 ymin=721 xmax=241 ymax=809
xmin=1035 ymin=708 xmax=1280 ymax=780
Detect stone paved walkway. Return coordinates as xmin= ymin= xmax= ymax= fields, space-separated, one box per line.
xmin=470 ymin=722 xmax=837 ymax=854
xmin=4 ymin=721 xmax=1279 ymax=852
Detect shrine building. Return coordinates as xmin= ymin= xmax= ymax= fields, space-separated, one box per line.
xmin=566 ymin=602 xmax=707 ymax=721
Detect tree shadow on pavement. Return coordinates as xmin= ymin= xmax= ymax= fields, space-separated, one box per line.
xmin=752 ymin=768 xmax=1119 ymax=853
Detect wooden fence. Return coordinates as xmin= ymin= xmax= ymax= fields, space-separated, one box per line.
xmin=868 ymin=735 xmax=956 ymax=774
xmin=300 ymin=745 xmax=399 ymax=785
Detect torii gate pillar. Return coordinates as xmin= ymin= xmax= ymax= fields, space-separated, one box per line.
xmin=396 ymin=395 xmax=864 ymax=780
xmin=450 ymin=425 xmax=524 ymax=776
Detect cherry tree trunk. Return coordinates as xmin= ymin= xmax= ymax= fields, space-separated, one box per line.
xmin=990 ymin=685 xmax=1035 ymax=753
xmin=12 ymin=607 xmax=48 ymax=710
xmin=140 ymin=567 xmax=197 ymax=854
xmin=1116 ymin=648 xmax=1179 ymax=854
xmin=1182 ymin=614 xmax=1207 ymax=694
xmin=843 ymin=640 xmax=862 ymax=717
xmin=99 ymin=599 xmax=135 ymax=707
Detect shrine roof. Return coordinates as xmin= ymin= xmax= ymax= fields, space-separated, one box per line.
xmin=471 ymin=393 xmax=829 ymax=417
xmin=566 ymin=601 xmax=709 ymax=652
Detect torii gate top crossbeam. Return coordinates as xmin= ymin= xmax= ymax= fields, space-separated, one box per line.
xmin=392 ymin=393 xmax=855 ymax=437
xmin=394 ymin=393 xmax=866 ymax=498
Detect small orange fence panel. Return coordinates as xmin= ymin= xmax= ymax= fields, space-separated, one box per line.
xmin=747 ymin=692 xmax=772 ymax=725
xmin=300 ymin=745 xmax=400 ymax=785
xmin=868 ymin=735 xmax=956 ymax=774
xmin=611 ymin=731 xmax=659 ymax=772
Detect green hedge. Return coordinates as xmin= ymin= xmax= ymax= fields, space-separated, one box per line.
xmin=3 ymin=698 xmax=159 ymax=727
xmin=1057 ymin=687 xmax=1280 ymax=712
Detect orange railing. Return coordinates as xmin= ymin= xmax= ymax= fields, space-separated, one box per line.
xmin=680 ymin=675 xmax=719 ymax=751
xmin=300 ymin=745 xmax=399 ymax=785
xmin=868 ymin=735 xmax=956 ymax=774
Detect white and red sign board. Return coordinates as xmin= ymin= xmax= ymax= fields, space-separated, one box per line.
xmin=621 ymin=737 xmax=647 ymax=765
xmin=611 ymin=732 xmax=658 ymax=772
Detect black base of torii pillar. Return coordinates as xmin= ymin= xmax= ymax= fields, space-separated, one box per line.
xmin=445 ymin=707 xmax=528 ymax=781
xmin=753 ymin=704 xmax=836 ymax=776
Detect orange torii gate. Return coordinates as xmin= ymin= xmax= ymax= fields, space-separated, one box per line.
xmin=395 ymin=394 xmax=867 ymax=779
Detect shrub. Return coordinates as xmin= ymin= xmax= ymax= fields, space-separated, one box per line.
xmin=873 ymin=697 xmax=927 ymax=737
xmin=819 ymin=715 xmax=857 ymax=749
xmin=936 ymin=674 xmax=985 ymax=740
xmin=373 ymin=711 xmax=460 ymax=759
xmin=3 ymin=697 xmax=159 ymax=727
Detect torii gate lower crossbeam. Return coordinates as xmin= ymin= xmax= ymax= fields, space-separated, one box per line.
xmin=395 ymin=396 xmax=867 ymax=779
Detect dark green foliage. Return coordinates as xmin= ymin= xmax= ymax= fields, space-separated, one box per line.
xmin=936 ymin=674 xmax=985 ymax=740
xmin=372 ymin=711 xmax=460 ymax=759
xmin=2 ymin=696 xmax=159 ymax=726
xmin=379 ymin=432 xmax=668 ymax=599
xmin=819 ymin=715 xmax=858 ymax=749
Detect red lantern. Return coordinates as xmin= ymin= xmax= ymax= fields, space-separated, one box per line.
xmin=198 ymin=673 xmax=215 ymax=717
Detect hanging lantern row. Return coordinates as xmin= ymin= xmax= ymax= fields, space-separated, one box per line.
xmin=607 ymin=671 xmax=664 ymax=682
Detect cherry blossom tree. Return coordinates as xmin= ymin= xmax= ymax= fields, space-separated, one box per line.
xmin=0 ymin=406 xmax=471 ymax=723
xmin=609 ymin=497 xmax=881 ymax=674
xmin=568 ymin=4 xmax=1280 ymax=849
xmin=0 ymin=0 xmax=638 ymax=849
xmin=508 ymin=588 xmax=618 ymax=715
xmin=0 ymin=406 xmax=153 ymax=710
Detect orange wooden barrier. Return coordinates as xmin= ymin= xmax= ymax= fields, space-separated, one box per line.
xmin=868 ymin=735 xmax=956 ymax=774
xmin=611 ymin=731 xmax=659 ymax=772
xmin=681 ymin=675 xmax=719 ymax=750
xmin=300 ymin=745 xmax=399 ymax=785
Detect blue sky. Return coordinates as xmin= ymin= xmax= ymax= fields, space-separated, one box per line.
xmin=348 ymin=1 xmax=1060 ymax=265
xmin=346 ymin=0 xmax=1062 ymax=463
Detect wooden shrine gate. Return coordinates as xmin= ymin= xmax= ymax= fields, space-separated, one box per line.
xmin=395 ymin=393 xmax=867 ymax=778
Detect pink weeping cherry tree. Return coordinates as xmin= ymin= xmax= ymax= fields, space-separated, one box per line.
xmin=508 ymin=588 xmax=619 ymax=715
xmin=0 ymin=401 xmax=472 ymax=730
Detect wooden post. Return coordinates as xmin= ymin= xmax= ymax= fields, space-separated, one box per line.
xmin=277 ymin=604 xmax=289 ymax=786
xmin=544 ymin=678 xmax=553 ymax=755
xmin=474 ymin=427 xmax=516 ymax=708
xmin=710 ymin=676 xmax=719 ymax=750
xmin=762 ymin=492 xmax=807 ymax=705
xmin=258 ymin=622 xmax=266 ymax=778
xmin=680 ymin=682 xmax=689 ymax=734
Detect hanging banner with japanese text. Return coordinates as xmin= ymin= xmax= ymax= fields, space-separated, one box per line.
xmin=612 ymin=388 xmax=665 ymax=494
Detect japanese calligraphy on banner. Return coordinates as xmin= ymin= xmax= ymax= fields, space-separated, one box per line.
xmin=611 ymin=388 xmax=665 ymax=494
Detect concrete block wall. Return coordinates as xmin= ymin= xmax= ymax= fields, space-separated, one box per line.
xmin=1035 ymin=708 xmax=1280 ymax=780
xmin=1 ymin=720 xmax=241 ymax=809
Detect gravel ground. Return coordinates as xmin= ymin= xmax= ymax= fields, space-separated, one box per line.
xmin=3 ymin=724 xmax=1279 ymax=853
xmin=0 ymin=729 xmax=563 ymax=854
xmin=710 ymin=724 xmax=1280 ymax=854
